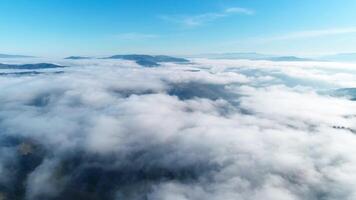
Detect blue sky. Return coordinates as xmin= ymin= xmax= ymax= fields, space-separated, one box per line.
xmin=1 ymin=0 xmax=356 ymax=57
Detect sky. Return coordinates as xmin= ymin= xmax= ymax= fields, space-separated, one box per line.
xmin=1 ymin=0 xmax=356 ymax=57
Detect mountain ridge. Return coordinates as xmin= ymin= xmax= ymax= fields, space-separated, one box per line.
xmin=0 ymin=54 xmax=33 ymax=58
xmin=103 ymin=54 xmax=190 ymax=67
xmin=0 ymin=63 xmax=67 ymax=69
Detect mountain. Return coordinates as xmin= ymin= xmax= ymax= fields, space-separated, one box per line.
xmin=103 ymin=54 xmax=189 ymax=67
xmin=192 ymin=52 xmax=272 ymax=60
xmin=152 ymin=55 xmax=189 ymax=63
xmin=191 ymin=53 xmax=310 ymax=61
xmin=267 ymin=56 xmax=311 ymax=61
xmin=135 ymin=59 xmax=160 ymax=67
xmin=0 ymin=63 xmax=67 ymax=69
xmin=331 ymin=88 xmax=356 ymax=101
xmin=0 ymin=54 xmax=33 ymax=58
xmin=0 ymin=71 xmax=64 ymax=76
xmin=319 ymin=53 xmax=356 ymax=62
xmin=64 ymin=56 xmax=92 ymax=59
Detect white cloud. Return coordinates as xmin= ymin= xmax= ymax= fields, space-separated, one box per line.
xmin=225 ymin=7 xmax=254 ymax=15
xmin=160 ymin=7 xmax=254 ymax=27
xmin=0 ymin=58 xmax=356 ymax=199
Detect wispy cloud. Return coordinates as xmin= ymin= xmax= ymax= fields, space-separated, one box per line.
xmin=115 ymin=32 xmax=159 ymax=40
xmin=254 ymin=27 xmax=356 ymax=42
xmin=160 ymin=7 xmax=254 ymax=27
xmin=224 ymin=7 xmax=254 ymax=15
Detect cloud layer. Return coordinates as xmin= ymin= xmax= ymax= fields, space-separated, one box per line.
xmin=0 ymin=58 xmax=356 ymax=200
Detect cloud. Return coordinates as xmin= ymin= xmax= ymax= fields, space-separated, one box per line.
xmin=160 ymin=7 xmax=254 ymax=27
xmin=115 ymin=32 xmax=159 ymax=40
xmin=0 ymin=58 xmax=356 ymax=199
xmin=225 ymin=7 xmax=254 ymax=15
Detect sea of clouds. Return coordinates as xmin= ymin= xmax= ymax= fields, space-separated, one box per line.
xmin=0 ymin=58 xmax=355 ymax=200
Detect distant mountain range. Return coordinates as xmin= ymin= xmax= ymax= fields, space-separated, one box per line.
xmin=193 ymin=52 xmax=273 ymax=60
xmin=196 ymin=52 xmax=356 ymax=62
xmin=103 ymin=54 xmax=190 ymax=67
xmin=3 ymin=52 xmax=356 ymax=63
xmin=192 ymin=53 xmax=311 ymax=61
xmin=65 ymin=56 xmax=92 ymax=60
xmin=0 ymin=54 xmax=191 ymax=68
xmin=267 ymin=56 xmax=311 ymax=61
xmin=319 ymin=53 xmax=356 ymax=62
xmin=0 ymin=63 xmax=66 ymax=69
xmin=0 ymin=71 xmax=64 ymax=76
xmin=0 ymin=54 xmax=33 ymax=58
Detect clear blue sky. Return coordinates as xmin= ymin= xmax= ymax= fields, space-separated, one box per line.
xmin=1 ymin=0 xmax=356 ymax=57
